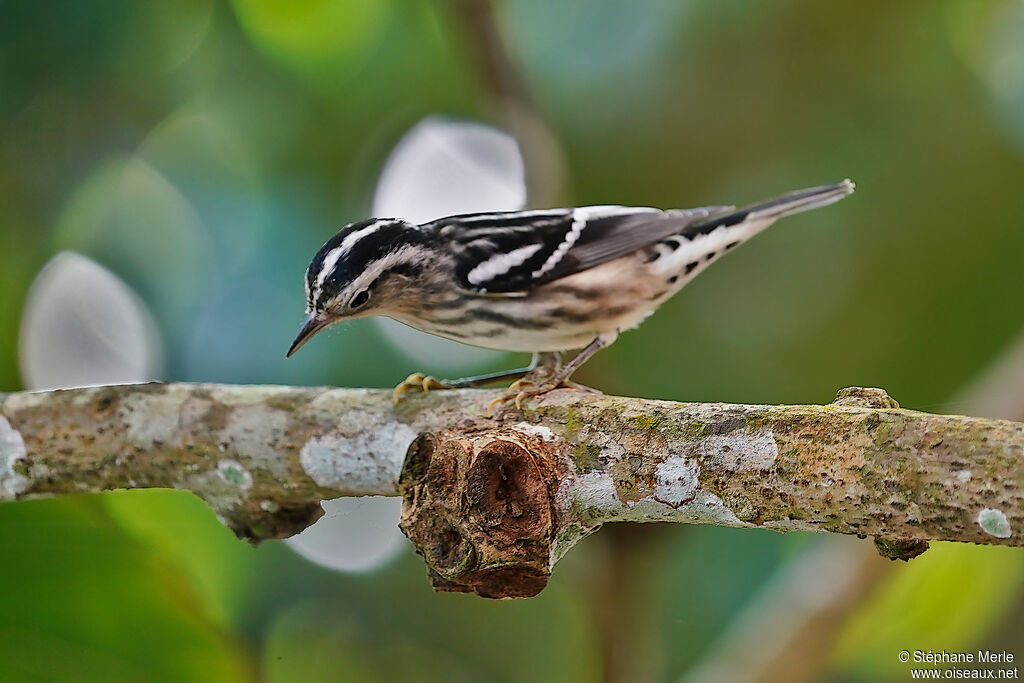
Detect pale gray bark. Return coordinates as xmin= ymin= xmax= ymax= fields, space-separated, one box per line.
xmin=1 ymin=382 xmax=1022 ymax=552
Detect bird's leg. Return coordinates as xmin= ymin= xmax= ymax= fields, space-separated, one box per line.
xmin=488 ymin=333 xmax=617 ymax=415
xmin=392 ymin=352 xmax=559 ymax=404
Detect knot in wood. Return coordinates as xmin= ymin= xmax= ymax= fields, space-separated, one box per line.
xmin=873 ymin=535 xmax=930 ymax=561
xmin=833 ymin=386 xmax=900 ymax=409
xmin=398 ymin=427 xmax=562 ymax=599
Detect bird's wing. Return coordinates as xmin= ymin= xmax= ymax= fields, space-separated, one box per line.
xmin=426 ymin=205 xmax=732 ymax=294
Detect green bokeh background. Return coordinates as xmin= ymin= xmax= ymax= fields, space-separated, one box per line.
xmin=2 ymin=1 xmax=1024 ymax=680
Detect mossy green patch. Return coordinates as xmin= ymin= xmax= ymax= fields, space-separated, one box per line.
xmin=561 ymin=405 xmax=585 ymax=439
xmin=571 ymin=443 xmax=602 ymax=473
xmin=265 ymin=395 xmax=298 ymax=413
xmin=627 ymin=414 xmax=661 ymax=431
xmin=680 ymin=420 xmax=709 ymax=440
xmin=201 ymin=401 xmax=232 ymax=431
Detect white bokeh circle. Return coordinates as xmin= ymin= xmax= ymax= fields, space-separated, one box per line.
xmin=285 ymin=496 xmax=406 ymax=573
xmin=19 ymin=252 xmax=164 ymax=391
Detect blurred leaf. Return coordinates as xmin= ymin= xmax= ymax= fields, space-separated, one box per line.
xmin=264 ymin=601 xmax=471 ymax=683
xmin=978 ymin=0 xmax=1024 ymax=153
xmin=102 ymin=490 xmax=255 ymax=627
xmin=53 ymin=156 xmax=212 ymax=331
xmin=229 ymin=0 xmax=393 ymax=80
xmin=944 ymin=1 xmax=1024 ymax=154
xmin=0 ymin=1 xmax=133 ymax=116
xmin=139 ymin=106 xmax=262 ymax=197
xmin=831 ymin=542 xmax=1024 ymax=680
xmin=19 ymin=252 xmax=164 ymax=390
xmin=504 ymin=0 xmax=690 ymax=84
xmin=120 ymin=0 xmax=216 ymax=73
xmin=257 ymin=557 xmax=600 ymax=683
xmin=141 ymin=93 xmax=297 ymax=177
xmin=0 ymin=495 xmax=252 ymax=682
xmin=0 ymin=216 xmax=45 ymax=390
xmin=943 ymin=0 xmax=1001 ymax=78
xmin=657 ymin=526 xmax=804 ymax=677
xmin=501 ymin=0 xmax=692 ymax=124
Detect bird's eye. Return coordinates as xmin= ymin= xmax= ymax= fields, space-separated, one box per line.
xmin=350 ymin=290 xmax=370 ymax=309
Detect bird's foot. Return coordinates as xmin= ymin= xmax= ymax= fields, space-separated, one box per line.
xmin=486 ymin=377 xmax=599 ymax=416
xmin=392 ymin=373 xmax=450 ymax=404
xmin=557 ymin=379 xmax=600 ymax=393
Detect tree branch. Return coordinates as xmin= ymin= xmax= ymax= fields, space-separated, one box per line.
xmin=683 ymin=329 xmax=1024 ymax=683
xmin=1 ymin=383 xmax=1022 ymax=596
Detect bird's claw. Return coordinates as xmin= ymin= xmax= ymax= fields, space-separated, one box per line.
xmin=392 ymin=373 xmax=449 ymax=404
xmin=487 ymin=379 xmax=545 ymax=416
xmin=486 ymin=378 xmax=598 ymax=416
xmin=557 ymin=379 xmax=600 ymax=393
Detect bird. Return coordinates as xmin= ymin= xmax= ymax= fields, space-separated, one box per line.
xmin=287 ymin=180 xmax=854 ymax=412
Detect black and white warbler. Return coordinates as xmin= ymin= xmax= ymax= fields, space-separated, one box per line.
xmin=288 ymin=180 xmax=854 ymax=411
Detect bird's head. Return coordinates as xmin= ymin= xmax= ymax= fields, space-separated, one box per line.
xmin=287 ymin=218 xmax=424 ymax=357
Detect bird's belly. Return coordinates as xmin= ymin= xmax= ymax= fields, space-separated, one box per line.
xmin=396 ymin=308 xmax=601 ymax=352
xmin=399 ymin=257 xmax=670 ymax=352
xmin=459 ymin=326 xmax=597 ymax=353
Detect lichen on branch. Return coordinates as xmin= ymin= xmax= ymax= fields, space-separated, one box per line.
xmin=1 ymin=383 xmax=1022 ymax=597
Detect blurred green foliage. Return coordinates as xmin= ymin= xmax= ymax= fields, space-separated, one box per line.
xmin=2 ymin=0 xmax=1024 ymax=680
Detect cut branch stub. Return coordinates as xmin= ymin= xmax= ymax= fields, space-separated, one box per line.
xmin=398 ymin=427 xmax=562 ymax=599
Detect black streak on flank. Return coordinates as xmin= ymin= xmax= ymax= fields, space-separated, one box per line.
xmin=470 ymin=309 xmax=553 ymax=330
xmin=648 ymin=289 xmax=668 ymax=301
xmin=428 ymin=295 xmax=471 ymax=310
xmin=543 ymin=307 xmax=600 ymax=325
xmin=543 ymin=285 xmax=606 ymax=301
xmin=604 ymin=304 xmax=635 ymax=318
xmin=725 ymin=241 xmax=740 ymax=250
xmin=431 ymin=328 xmax=470 ymax=339
xmin=685 ymin=261 xmax=700 ymax=274
xmin=434 ymin=326 xmax=505 ymax=338
xmin=704 ymin=252 xmax=716 ymax=261
xmin=430 ymin=308 xmax=553 ymax=331
xmin=668 ymin=275 xmax=679 ymax=284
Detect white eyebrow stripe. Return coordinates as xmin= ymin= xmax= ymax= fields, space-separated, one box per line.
xmin=309 ymin=242 xmax=342 ymax=301
xmin=531 ymin=205 xmax=657 ymax=280
xmin=467 ymin=243 xmax=543 ymax=286
xmin=312 ymin=246 xmax=345 ymax=303
xmin=311 ymin=220 xmax=391 ymax=302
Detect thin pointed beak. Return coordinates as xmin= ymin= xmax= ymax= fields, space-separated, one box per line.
xmin=286 ymin=313 xmax=328 ymax=358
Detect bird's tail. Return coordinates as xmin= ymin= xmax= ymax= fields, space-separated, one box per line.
xmin=688 ymin=179 xmax=855 ymax=234
xmin=743 ymin=179 xmax=855 ymax=220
